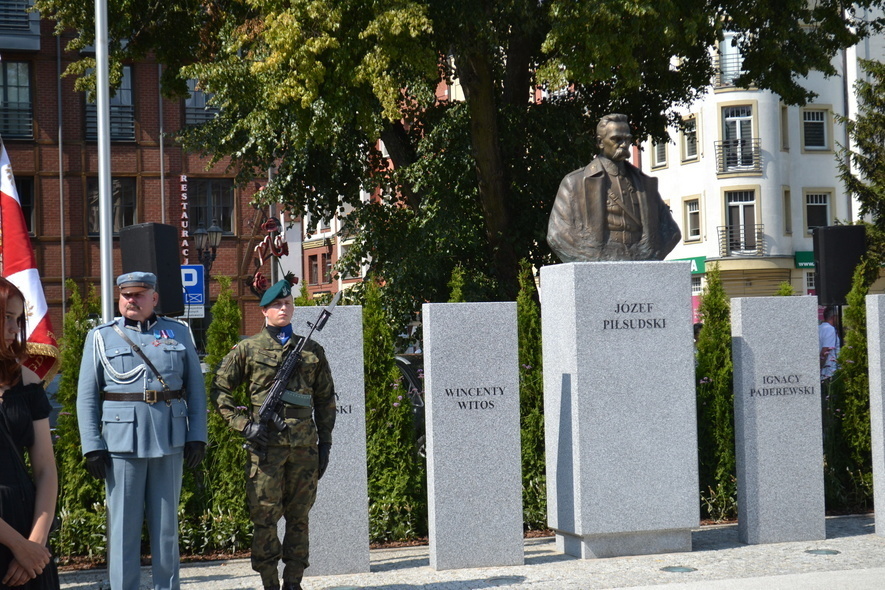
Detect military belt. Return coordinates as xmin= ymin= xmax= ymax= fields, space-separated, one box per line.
xmin=281 ymin=407 xmax=313 ymax=419
xmin=103 ymin=390 xmax=184 ymax=403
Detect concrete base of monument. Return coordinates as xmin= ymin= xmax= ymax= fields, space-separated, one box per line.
xmin=555 ymin=528 xmax=693 ymax=559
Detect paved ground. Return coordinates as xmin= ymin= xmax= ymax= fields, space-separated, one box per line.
xmin=59 ymin=514 xmax=885 ymax=589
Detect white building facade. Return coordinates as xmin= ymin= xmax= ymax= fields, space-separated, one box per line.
xmin=644 ymin=23 xmax=885 ymax=316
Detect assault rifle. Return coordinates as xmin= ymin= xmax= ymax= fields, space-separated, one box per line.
xmin=249 ymin=290 xmax=342 ymax=459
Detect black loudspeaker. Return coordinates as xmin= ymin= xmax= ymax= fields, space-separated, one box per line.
xmin=120 ymin=223 xmax=184 ymax=316
xmin=813 ymin=225 xmax=867 ymax=307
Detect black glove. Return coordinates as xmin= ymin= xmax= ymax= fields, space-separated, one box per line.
xmin=85 ymin=450 xmax=110 ymax=480
xmin=184 ymin=441 xmax=206 ymax=469
xmin=318 ymin=442 xmax=331 ymax=480
xmin=242 ymin=421 xmax=269 ymax=445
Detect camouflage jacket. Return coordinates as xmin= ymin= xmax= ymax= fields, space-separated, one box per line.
xmin=211 ymin=328 xmax=336 ymax=445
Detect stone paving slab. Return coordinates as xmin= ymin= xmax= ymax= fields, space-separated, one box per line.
xmin=60 ymin=515 xmax=885 ymax=589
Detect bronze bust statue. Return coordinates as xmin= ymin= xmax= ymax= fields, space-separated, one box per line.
xmin=547 ymin=114 xmax=681 ymax=262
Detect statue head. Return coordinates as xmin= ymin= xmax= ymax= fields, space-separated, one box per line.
xmin=596 ymin=114 xmax=632 ymax=162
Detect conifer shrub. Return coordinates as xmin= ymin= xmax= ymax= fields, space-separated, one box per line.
xmin=695 ymin=264 xmax=736 ymax=521
xmin=517 ymin=260 xmax=546 ymax=530
xmin=363 ymin=281 xmax=427 ymax=541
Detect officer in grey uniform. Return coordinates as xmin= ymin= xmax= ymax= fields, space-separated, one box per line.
xmin=77 ymin=272 xmax=207 ymax=590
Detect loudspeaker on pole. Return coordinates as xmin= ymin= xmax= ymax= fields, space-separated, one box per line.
xmin=813 ymin=225 xmax=866 ymax=307
xmin=119 ymin=223 xmax=184 ymax=316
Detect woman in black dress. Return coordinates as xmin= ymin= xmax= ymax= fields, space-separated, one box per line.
xmin=0 ymin=277 xmax=59 ymax=588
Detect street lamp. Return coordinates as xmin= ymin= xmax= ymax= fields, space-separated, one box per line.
xmin=194 ymin=218 xmax=223 ymax=273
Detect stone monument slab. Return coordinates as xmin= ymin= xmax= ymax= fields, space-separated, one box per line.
xmin=731 ymin=296 xmax=824 ymax=544
xmin=281 ymin=305 xmax=370 ymax=576
xmin=423 ymin=302 xmax=524 ymax=570
xmin=540 ymin=261 xmax=698 ymax=558
xmin=866 ymin=295 xmax=885 ymax=537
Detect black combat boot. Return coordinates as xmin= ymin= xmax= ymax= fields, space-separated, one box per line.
xmin=281 ymin=582 xmax=302 ymax=590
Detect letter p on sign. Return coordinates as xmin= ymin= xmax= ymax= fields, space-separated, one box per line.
xmin=182 ymin=268 xmax=199 ymax=287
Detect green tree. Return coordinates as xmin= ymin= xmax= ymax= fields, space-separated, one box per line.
xmin=362 ymin=281 xmax=426 ymax=541
xmin=838 ymin=59 xmax=885 ymax=228
xmin=695 ymin=264 xmax=736 ymax=521
xmin=36 ymin=0 xmax=885 ymax=325
xmin=53 ymin=280 xmax=104 ymax=559
xmin=830 ymin=58 xmax=885 ymax=510
xmin=517 ymin=260 xmax=545 ymax=529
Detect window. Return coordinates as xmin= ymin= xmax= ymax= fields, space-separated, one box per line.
xmin=87 ymin=177 xmax=137 ymax=235
xmin=0 ymin=61 xmax=31 ymax=138
xmin=783 ymin=189 xmax=792 ymax=234
xmin=722 ymin=105 xmax=754 ymax=169
xmin=321 ymin=252 xmax=332 ymax=283
xmin=780 ymin=105 xmax=789 ymax=151
xmin=681 ymin=119 xmax=698 ymax=161
xmin=0 ymin=0 xmax=41 ymax=51
xmin=308 ymin=254 xmax=319 ymax=285
xmin=805 ymin=271 xmax=816 ymax=295
xmin=184 ymin=79 xmax=219 ymax=125
xmin=15 ymin=176 xmax=33 ymax=233
xmin=717 ymin=33 xmax=743 ymax=87
xmin=651 ymin=141 xmax=667 ymax=168
xmin=802 ymin=109 xmax=828 ymax=150
xmin=86 ymin=65 xmax=135 ymax=141
xmin=805 ymin=192 xmax=830 ymax=234
xmin=691 ymin=276 xmax=703 ymax=296
xmin=725 ymin=189 xmax=756 ymax=252
xmin=339 ymin=243 xmax=361 ymax=279
xmin=187 ymin=178 xmax=234 ymax=233
xmin=684 ymin=199 xmax=700 ymax=241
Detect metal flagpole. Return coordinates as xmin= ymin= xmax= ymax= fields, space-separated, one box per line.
xmin=96 ymin=0 xmax=114 ymax=321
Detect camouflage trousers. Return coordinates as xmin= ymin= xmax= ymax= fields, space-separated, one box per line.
xmin=246 ymin=443 xmax=318 ymax=586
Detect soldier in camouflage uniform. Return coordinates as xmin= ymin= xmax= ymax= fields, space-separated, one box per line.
xmin=211 ymin=280 xmax=335 ymax=590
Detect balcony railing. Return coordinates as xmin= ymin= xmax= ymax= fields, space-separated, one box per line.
xmin=0 ymin=102 xmax=32 ymax=138
xmin=715 ymin=138 xmax=761 ymax=174
xmin=85 ymin=104 xmax=136 ymax=141
xmin=717 ymin=224 xmax=765 ymax=257
xmin=185 ymin=104 xmax=220 ymax=126
xmin=713 ymin=53 xmax=745 ymax=88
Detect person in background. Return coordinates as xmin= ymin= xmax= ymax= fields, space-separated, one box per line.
xmin=0 ymin=276 xmax=59 ymax=589
xmin=819 ymin=305 xmax=840 ymax=381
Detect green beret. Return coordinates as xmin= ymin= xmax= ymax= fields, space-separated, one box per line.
xmin=260 ymin=279 xmax=293 ymax=307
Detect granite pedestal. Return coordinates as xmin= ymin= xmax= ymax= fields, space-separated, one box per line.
xmin=867 ymin=295 xmax=885 ymax=537
xmin=540 ymin=261 xmax=698 ymax=559
xmin=423 ymin=302 xmax=524 ymax=570
xmin=280 ymin=305 xmax=370 ymax=576
xmin=732 ymin=296 xmax=824 ymax=544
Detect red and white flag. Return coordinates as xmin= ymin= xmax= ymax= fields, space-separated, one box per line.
xmin=0 ymin=141 xmax=59 ymax=383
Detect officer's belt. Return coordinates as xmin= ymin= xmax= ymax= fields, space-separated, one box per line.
xmin=281 ymin=406 xmax=313 ymax=419
xmin=281 ymin=390 xmax=312 ymax=407
xmin=102 ymin=390 xmax=184 ymax=403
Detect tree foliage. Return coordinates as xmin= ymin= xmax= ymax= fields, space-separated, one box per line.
xmin=35 ymin=0 xmax=885 ymax=325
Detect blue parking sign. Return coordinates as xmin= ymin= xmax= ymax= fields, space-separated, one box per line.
xmin=181 ymin=265 xmax=205 ymax=305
